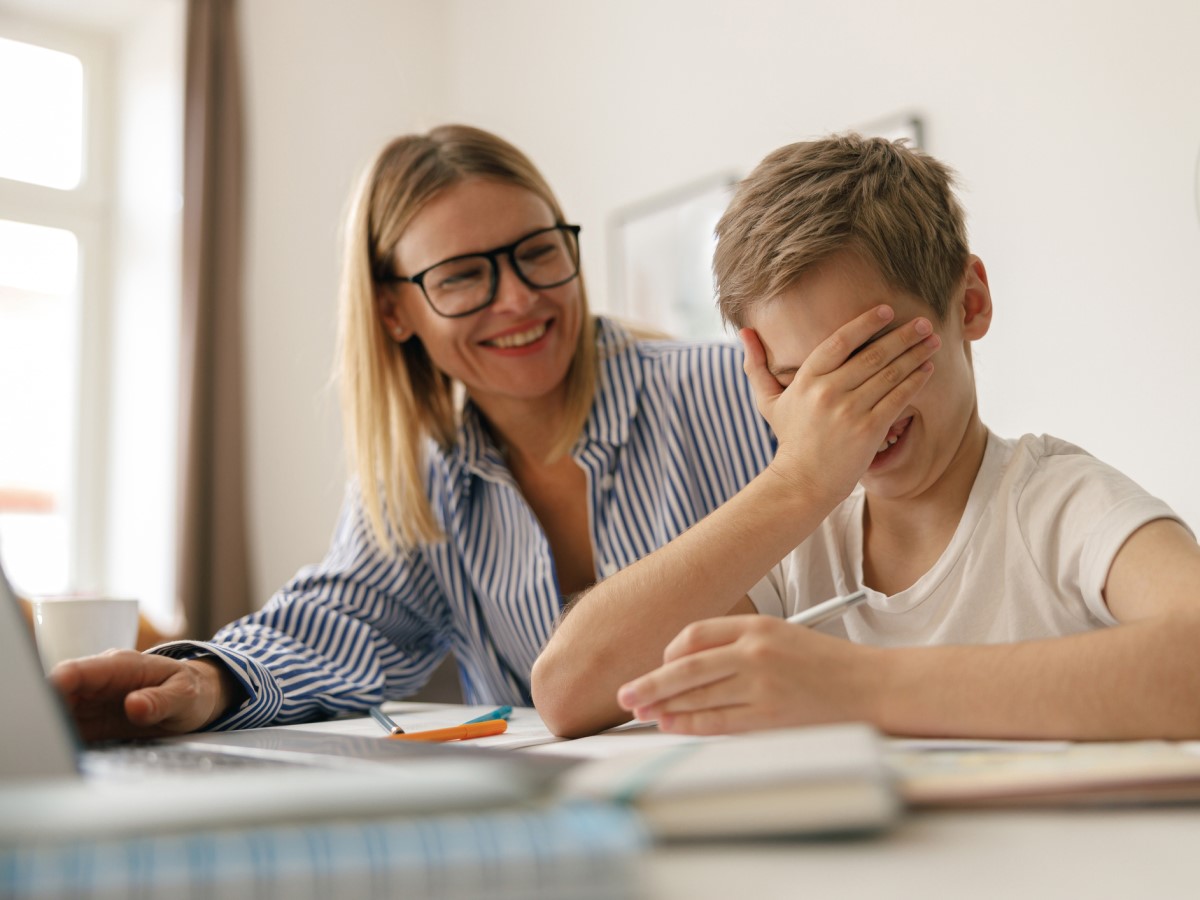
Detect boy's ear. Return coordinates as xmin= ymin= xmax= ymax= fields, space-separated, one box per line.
xmin=959 ymin=255 xmax=992 ymax=341
xmin=376 ymin=287 xmax=414 ymax=343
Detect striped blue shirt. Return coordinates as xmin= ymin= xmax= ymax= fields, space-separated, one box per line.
xmin=156 ymin=318 xmax=775 ymax=728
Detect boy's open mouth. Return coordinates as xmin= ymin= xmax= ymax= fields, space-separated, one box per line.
xmin=873 ymin=416 xmax=913 ymax=463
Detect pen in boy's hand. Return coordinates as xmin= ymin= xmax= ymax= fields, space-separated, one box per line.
xmin=786 ymin=590 xmax=868 ymax=628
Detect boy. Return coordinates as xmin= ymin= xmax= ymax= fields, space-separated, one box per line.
xmin=531 ymin=134 xmax=1200 ymax=739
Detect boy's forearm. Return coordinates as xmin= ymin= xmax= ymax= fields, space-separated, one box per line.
xmin=872 ymin=612 xmax=1200 ymax=740
xmin=533 ymin=464 xmax=836 ymax=737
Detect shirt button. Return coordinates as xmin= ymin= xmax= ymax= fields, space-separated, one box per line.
xmin=598 ymin=475 xmax=614 ymax=491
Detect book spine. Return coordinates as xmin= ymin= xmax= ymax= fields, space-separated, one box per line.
xmin=0 ymin=802 xmax=646 ymax=900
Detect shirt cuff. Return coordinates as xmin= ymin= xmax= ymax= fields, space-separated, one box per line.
xmin=149 ymin=640 xmax=285 ymax=731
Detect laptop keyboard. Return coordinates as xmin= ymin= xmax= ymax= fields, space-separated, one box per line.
xmin=81 ymin=743 xmax=305 ymax=778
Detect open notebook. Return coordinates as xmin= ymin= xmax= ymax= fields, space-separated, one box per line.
xmin=888 ymin=737 xmax=1200 ymax=807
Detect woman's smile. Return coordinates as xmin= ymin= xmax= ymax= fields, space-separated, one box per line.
xmin=480 ymin=318 xmax=552 ymax=352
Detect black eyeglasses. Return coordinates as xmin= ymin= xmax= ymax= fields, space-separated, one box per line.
xmin=378 ymin=224 xmax=582 ymax=319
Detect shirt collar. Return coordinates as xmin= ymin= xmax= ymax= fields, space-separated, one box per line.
xmin=452 ymin=403 xmax=508 ymax=482
xmin=580 ymin=316 xmax=642 ymax=450
xmin=446 ymin=316 xmax=643 ymax=480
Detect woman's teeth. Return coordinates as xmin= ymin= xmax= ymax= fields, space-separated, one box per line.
xmin=485 ymin=322 xmax=547 ymax=349
xmin=877 ymin=434 xmax=900 ymax=454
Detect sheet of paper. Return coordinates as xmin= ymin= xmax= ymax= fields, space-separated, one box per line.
xmin=526 ymin=721 xmax=709 ymax=760
xmin=284 ymin=704 xmax=709 ymax=756
xmin=286 ymin=703 xmax=568 ymax=750
xmin=887 ymin=737 xmax=1073 ymax=753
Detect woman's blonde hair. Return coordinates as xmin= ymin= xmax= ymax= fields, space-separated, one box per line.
xmin=336 ymin=125 xmax=596 ymax=552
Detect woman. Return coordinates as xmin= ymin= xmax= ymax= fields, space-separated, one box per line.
xmin=52 ymin=125 xmax=775 ymax=740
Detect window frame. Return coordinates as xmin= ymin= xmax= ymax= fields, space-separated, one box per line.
xmin=0 ymin=12 xmax=115 ymax=593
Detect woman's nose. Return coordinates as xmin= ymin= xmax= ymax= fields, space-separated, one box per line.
xmin=489 ymin=258 xmax=538 ymax=313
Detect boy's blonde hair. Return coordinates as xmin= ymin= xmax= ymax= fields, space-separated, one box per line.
xmin=714 ymin=133 xmax=969 ymax=327
xmin=337 ymin=125 xmax=596 ymax=552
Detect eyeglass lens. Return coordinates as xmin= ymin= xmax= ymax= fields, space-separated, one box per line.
xmin=422 ymin=227 xmax=578 ymax=316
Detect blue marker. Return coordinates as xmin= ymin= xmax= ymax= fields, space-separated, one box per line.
xmin=462 ymin=705 xmax=513 ymax=724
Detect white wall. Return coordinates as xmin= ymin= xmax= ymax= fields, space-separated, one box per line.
xmin=105 ymin=0 xmax=183 ymax=627
xmin=239 ymin=0 xmax=1200 ymax=604
xmin=238 ymin=0 xmax=448 ymax=599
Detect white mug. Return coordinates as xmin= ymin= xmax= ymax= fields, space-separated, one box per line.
xmin=32 ymin=596 xmax=140 ymax=673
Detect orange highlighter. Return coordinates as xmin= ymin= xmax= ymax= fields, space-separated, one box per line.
xmin=387 ymin=719 xmax=508 ymax=743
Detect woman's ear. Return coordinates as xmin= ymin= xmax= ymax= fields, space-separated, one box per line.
xmin=377 ymin=287 xmax=413 ymax=343
xmin=960 ymin=255 xmax=993 ymax=341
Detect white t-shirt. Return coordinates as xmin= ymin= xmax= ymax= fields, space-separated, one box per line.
xmin=747 ymin=432 xmax=1187 ymax=645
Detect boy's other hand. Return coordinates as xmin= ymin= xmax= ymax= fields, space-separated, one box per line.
xmin=615 ymin=614 xmax=880 ymax=735
xmin=49 ymin=651 xmax=239 ymax=742
xmin=740 ymin=305 xmax=939 ymax=505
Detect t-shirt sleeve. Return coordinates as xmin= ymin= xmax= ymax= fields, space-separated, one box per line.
xmin=1020 ymin=444 xmax=1189 ymax=627
xmin=747 ymin=563 xmax=788 ymax=619
xmin=1077 ymin=494 xmax=1189 ymax=625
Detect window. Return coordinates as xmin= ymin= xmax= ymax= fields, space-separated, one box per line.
xmin=0 ymin=219 xmax=80 ymax=594
xmin=0 ymin=36 xmax=84 ymax=189
xmin=0 ymin=26 xmax=104 ymax=597
xmin=0 ymin=7 xmax=183 ymax=627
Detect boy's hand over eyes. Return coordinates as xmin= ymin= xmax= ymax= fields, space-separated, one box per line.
xmin=740 ymin=305 xmax=939 ymax=507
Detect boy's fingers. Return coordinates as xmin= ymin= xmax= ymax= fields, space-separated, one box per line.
xmin=637 ymin=692 xmax=746 ymax=728
xmin=805 ymin=305 xmax=895 ymax=376
xmin=738 ymin=328 xmax=784 ymax=402
xmin=617 ymin=620 xmax=757 ymax=713
xmin=663 ymin=615 xmax=755 ymax=663
xmin=654 ymin=673 xmax=748 ymax=716
xmin=658 ymin=703 xmax=768 ymax=736
xmin=864 ymin=341 xmax=938 ymax=424
xmin=739 ymin=326 xmax=766 ymax=366
xmin=618 ymin=647 xmax=740 ymax=711
xmin=844 ymin=319 xmax=938 ymax=394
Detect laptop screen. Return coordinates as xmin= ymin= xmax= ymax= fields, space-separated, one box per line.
xmin=0 ymin=556 xmax=81 ymax=779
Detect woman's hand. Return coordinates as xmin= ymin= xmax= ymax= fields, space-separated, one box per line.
xmin=49 ymin=650 xmax=240 ymax=742
xmin=742 ymin=305 xmax=939 ymax=507
xmin=616 ymin=615 xmax=881 ymax=735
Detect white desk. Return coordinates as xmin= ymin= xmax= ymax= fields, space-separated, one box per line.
xmin=649 ymin=808 xmax=1200 ymax=900
xmin=292 ymin=704 xmax=1200 ymax=900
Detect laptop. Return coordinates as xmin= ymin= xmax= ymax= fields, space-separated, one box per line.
xmin=0 ymin=555 xmax=567 ymax=842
